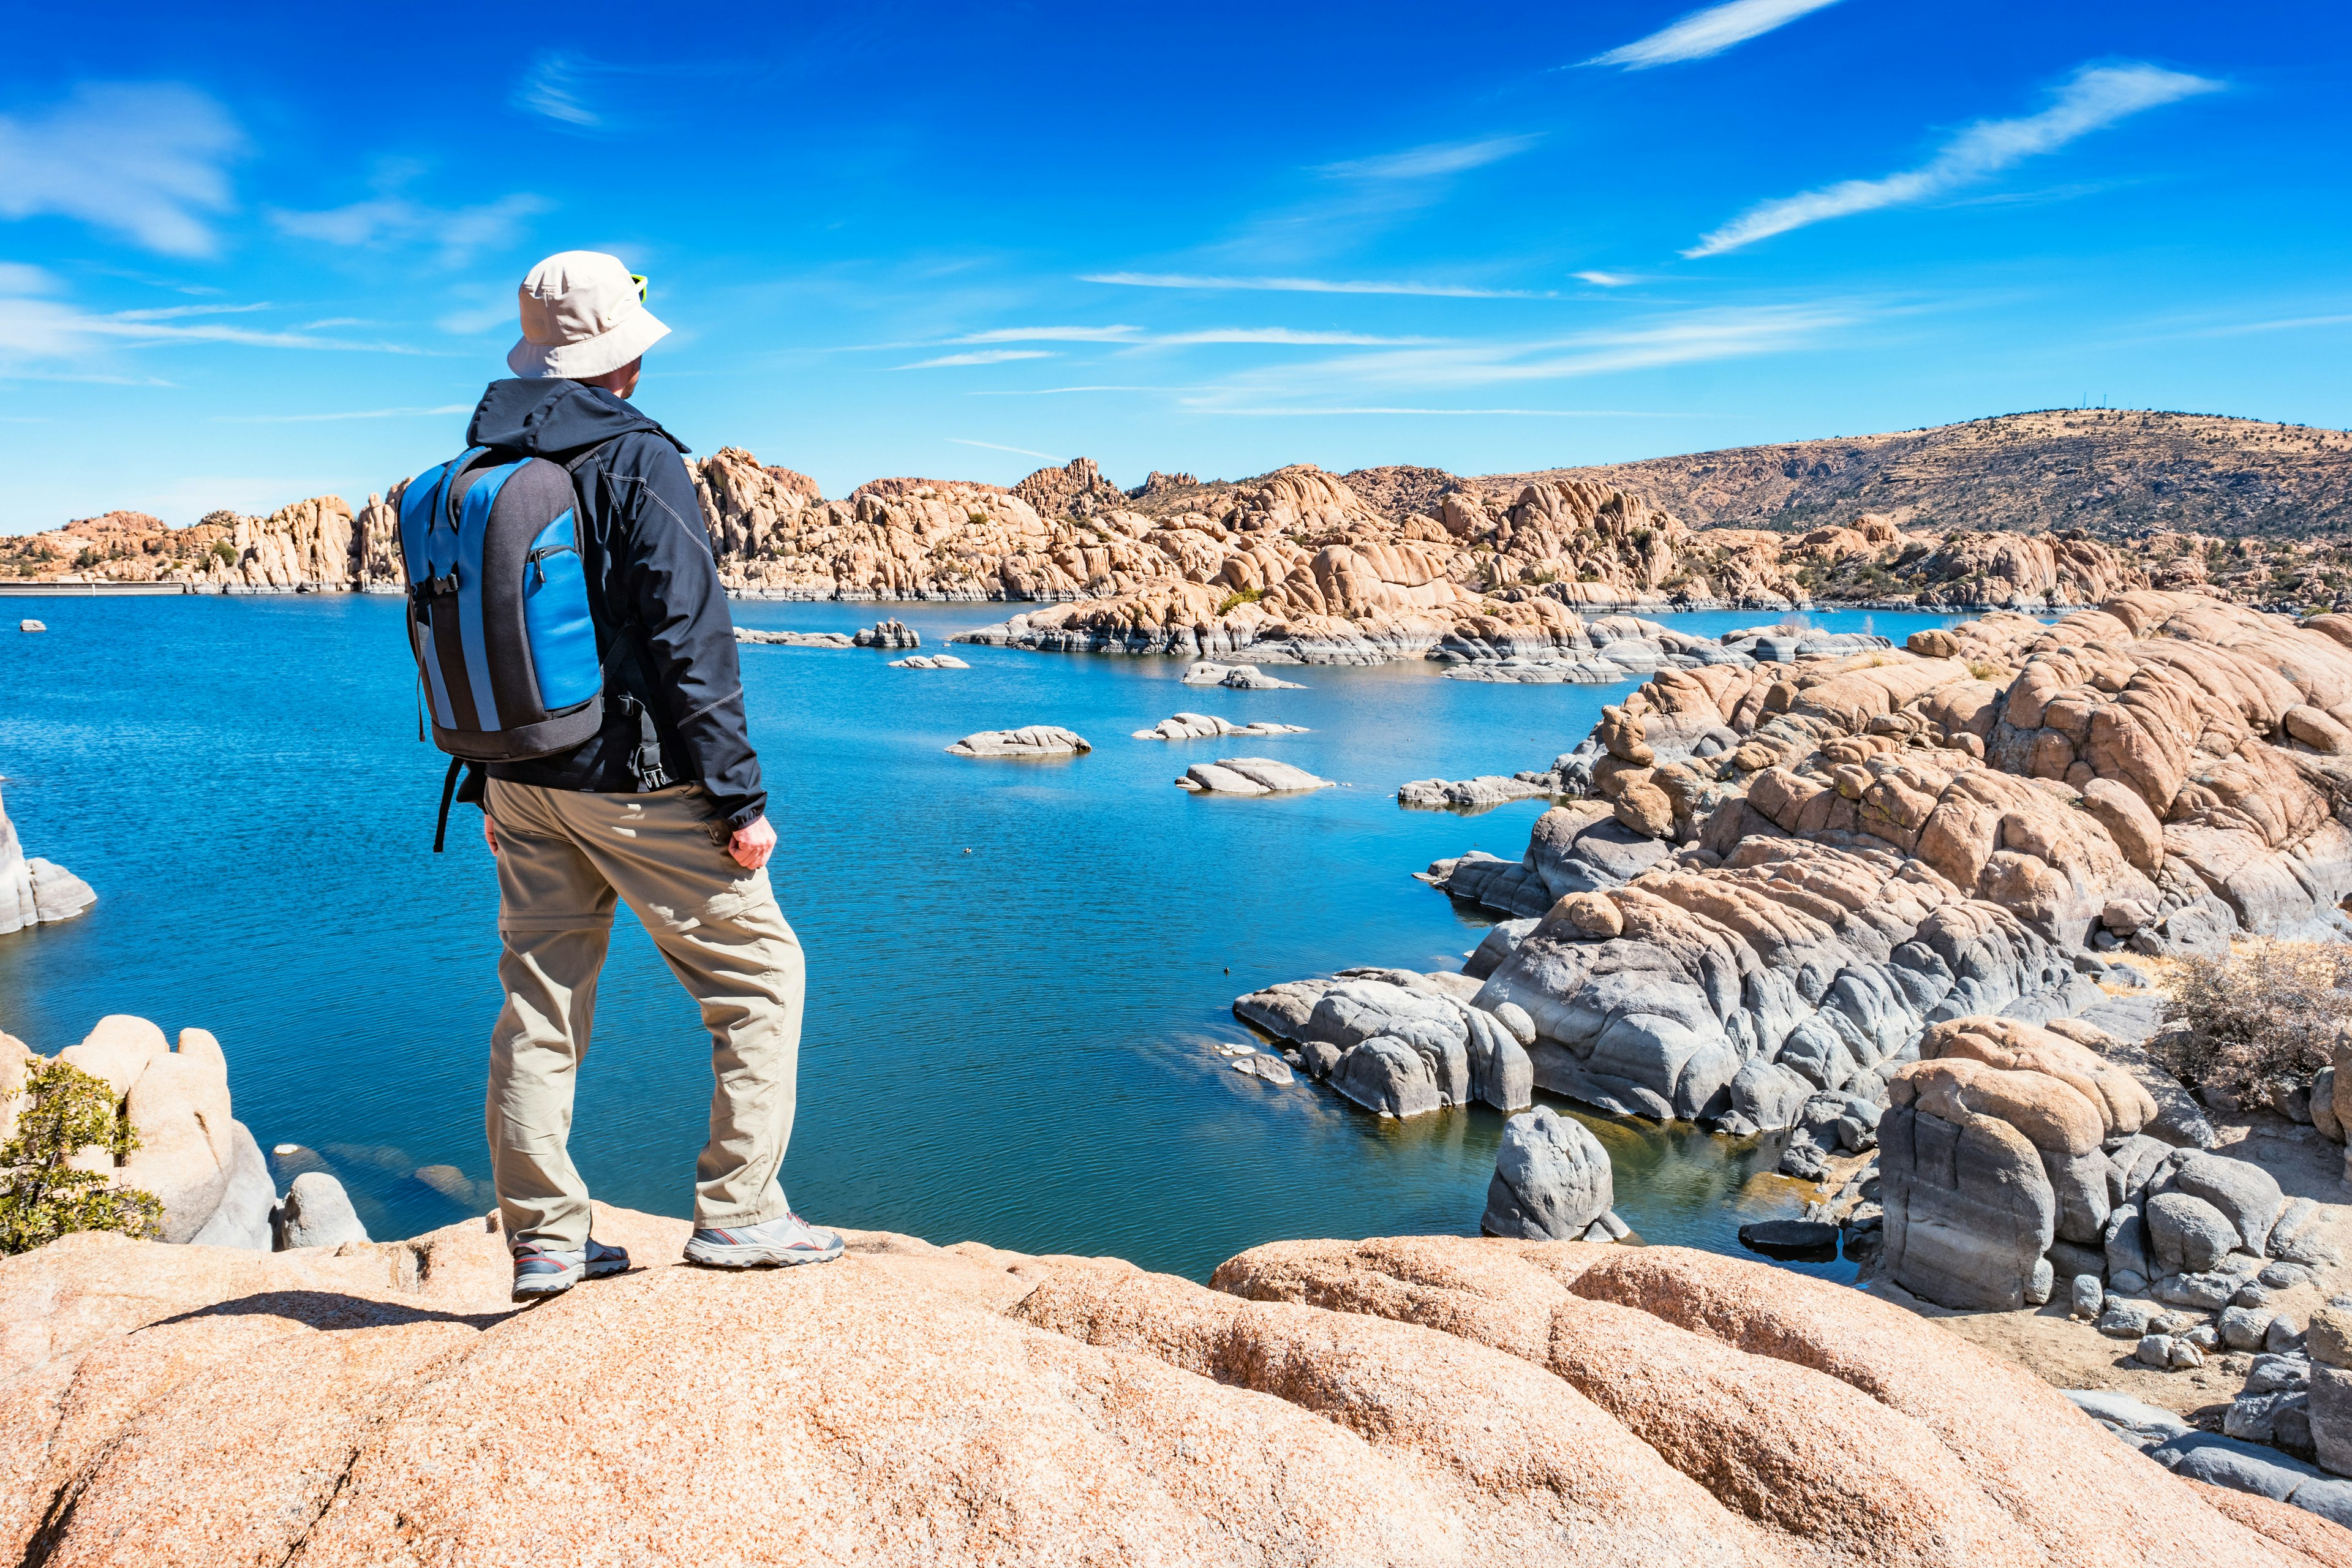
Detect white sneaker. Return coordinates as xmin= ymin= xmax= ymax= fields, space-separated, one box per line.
xmin=682 ymin=1211 xmax=844 ymax=1268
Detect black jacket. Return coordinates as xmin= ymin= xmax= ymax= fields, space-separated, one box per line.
xmin=464 ymin=379 xmax=766 ymax=829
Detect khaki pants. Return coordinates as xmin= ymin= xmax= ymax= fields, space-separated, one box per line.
xmin=483 ymin=778 xmax=804 ymax=1251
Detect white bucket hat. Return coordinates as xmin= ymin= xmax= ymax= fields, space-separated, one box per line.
xmin=507 ymin=251 xmax=670 ymax=380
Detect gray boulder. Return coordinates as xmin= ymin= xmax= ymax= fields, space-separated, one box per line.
xmin=2269 ymin=1196 xmax=2328 ymax=1263
xmin=1462 ymin=919 xmax=1537 ymax=980
xmin=2069 ymin=1274 xmax=2105 ymax=1319
xmin=2157 ymin=1271 xmax=2238 ymax=1311
xmin=944 ymin=725 xmax=1090 ymax=759
xmin=2222 ymin=1305 xmax=2281 ymax=1354
xmin=2145 ymin=1190 xmax=2239 ymax=1275
xmin=1880 ymin=1101 xmax=2057 ymax=1311
xmin=275 ymin=1170 xmax=367 ymax=1251
xmin=2172 ymin=1153 xmax=2285 ymax=1255
xmin=188 ymin=1120 xmax=276 ymax=1251
xmin=1329 ymin=1037 xmax=1441 ymax=1118
xmin=1729 ymin=1058 xmax=1812 ymax=1132
xmin=2097 ymin=1298 xmax=2157 ymax=1340
xmin=1461 ymin=1008 xmax=1533 ymax=1112
xmin=1482 ymin=1106 xmax=1615 ymax=1241
xmin=2064 ymin=1388 xmax=2188 ymax=1448
xmin=2313 ymin=1365 xmax=2352 ymax=1477
xmin=2103 ymin=1204 xmax=2150 ymax=1283
xmin=2229 ymin=1390 xmax=2316 ymax=1458
xmin=2149 ymin=1430 xmax=2318 ymax=1502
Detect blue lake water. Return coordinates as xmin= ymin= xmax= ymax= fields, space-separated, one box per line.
xmin=0 ymin=596 xmax=1961 ymax=1282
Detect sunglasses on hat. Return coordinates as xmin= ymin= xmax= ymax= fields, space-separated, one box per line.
xmin=631 ymin=274 xmax=648 ymax=304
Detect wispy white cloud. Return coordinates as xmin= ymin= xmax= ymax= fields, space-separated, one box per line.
xmin=213 ymin=404 xmax=472 ymax=423
xmin=894 ymin=349 xmax=1055 ymax=369
xmin=932 ymin=323 xmax=1439 ymax=349
xmin=270 ymin=192 xmax=553 ymax=265
xmin=1084 ymin=271 xmax=1553 ymax=300
xmin=0 ymin=82 xmax=246 ymax=255
xmin=0 ymin=262 xmax=59 ymax=295
xmin=948 ymin=325 xmax=1143 ymax=344
xmin=1146 ymin=327 xmax=1439 ymax=347
xmin=1314 ymin=135 xmax=1539 ymax=181
xmin=1687 ymin=63 xmax=2221 ymax=257
xmin=1183 ymin=304 xmax=1853 ymax=406
xmin=946 ymin=437 xmax=1060 ymax=459
xmin=967 ymin=385 xmax=1175 ymax=396
xmin=514 ymin=53 xmax=602 ymax=127
xmin=1574 ymin=271 xmax=1639 ymax=287
xmin=1588 ymin=0 xmax=1842 ymax=70
xmin=110 ymin=301 xmax=271 ymax=322
xmin=0 ymin=288 xmax=428 ymax=362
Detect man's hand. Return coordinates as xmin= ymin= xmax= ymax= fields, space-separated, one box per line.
xmin=729 ymin=813 xmax=776 ymax=870
xmin=483 ymin=814 xmax=499 ymax=854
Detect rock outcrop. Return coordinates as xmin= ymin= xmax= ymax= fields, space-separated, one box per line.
xmin=33 ymin=1015 xmax=268 ymax=1248
xmin=943 ymin=725 xmax=1090 ymax=759
xmin=1867 ymin=1014 xmax=2305 ymax=1311
xmin=1175 ymin=757 xmax=1333 ymax=795
xmin=1133 ymin=713 xmax=1310 ymax=741
xmin=1406 ymin=594 xmax=2350 ymax=1119
xmin=0 ymin=785 xmax=92 ymax=936
xmin=3 ymin=1213 xmax=2327 ymax=1565
xmin=10 ymin=1014 xmax=376 ymax=1256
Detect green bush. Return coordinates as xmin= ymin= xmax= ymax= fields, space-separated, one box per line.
xmin=1215 ymin=587 xmax=1265 ymax=616
xmin=2163 ymin=938 xmax=2352 ymax=1098
xmin=0 ymin=1059 xmax=164 ymax=1255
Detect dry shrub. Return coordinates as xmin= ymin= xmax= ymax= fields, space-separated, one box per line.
xmin=2163 ymin=938 xmax=2352 ymax=1096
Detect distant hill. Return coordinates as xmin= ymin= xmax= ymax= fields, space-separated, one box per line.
xmin=1466 ymin=410 xmax=2352 ymax=538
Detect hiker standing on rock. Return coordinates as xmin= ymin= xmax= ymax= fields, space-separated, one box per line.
xmin=400 ymin=251 xmax=841 ymax=1301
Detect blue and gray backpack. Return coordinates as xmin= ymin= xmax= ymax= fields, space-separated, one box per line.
xmin=400 ymin=444 xmax=606 ymax=849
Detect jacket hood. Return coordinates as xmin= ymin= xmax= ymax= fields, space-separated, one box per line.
xmin=466 ymin=378 xmax=690 ymax=459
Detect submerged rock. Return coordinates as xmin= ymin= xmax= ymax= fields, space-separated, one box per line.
xmin=734 ymin=627 xmax=856 ymax=647
xmin=944 ymin=726 xmax=1091 ymax=758
xmin=1177 ymin=756 xmax=1333 ymax=795
xmin=1133 ymin=712 xmax=1310 ymax=741
xmin=1180 ymin=661 xmax=1305 ymax=690
xmin=1396 ymin=775 xmax=1552 ymax=810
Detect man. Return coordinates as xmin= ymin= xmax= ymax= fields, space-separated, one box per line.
xmin=461 ymin=250 xmax=841 ymax=1300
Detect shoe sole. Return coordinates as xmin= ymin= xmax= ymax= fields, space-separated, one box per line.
xmin=586 ymin=1257 xmax=630 ymax=1278
xmin=511 ymin=1267 xmax=583 ymax=1302
xmin=682 ymin=1240 xmax=844 ymax=1269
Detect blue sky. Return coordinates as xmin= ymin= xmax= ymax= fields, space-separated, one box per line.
xmin=1 ymin=0 xmax=2345 ymax=529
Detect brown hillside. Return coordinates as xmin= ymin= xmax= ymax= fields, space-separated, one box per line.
xmin=1490 ymin=409 xmax=2352 ymax=538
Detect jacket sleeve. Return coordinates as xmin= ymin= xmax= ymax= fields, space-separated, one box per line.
xmin=608 ymin=435 xmax=768 ymax=828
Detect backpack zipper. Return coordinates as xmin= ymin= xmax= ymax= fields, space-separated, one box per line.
xmin=525 ymin=542 xmax=578 ymax=587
